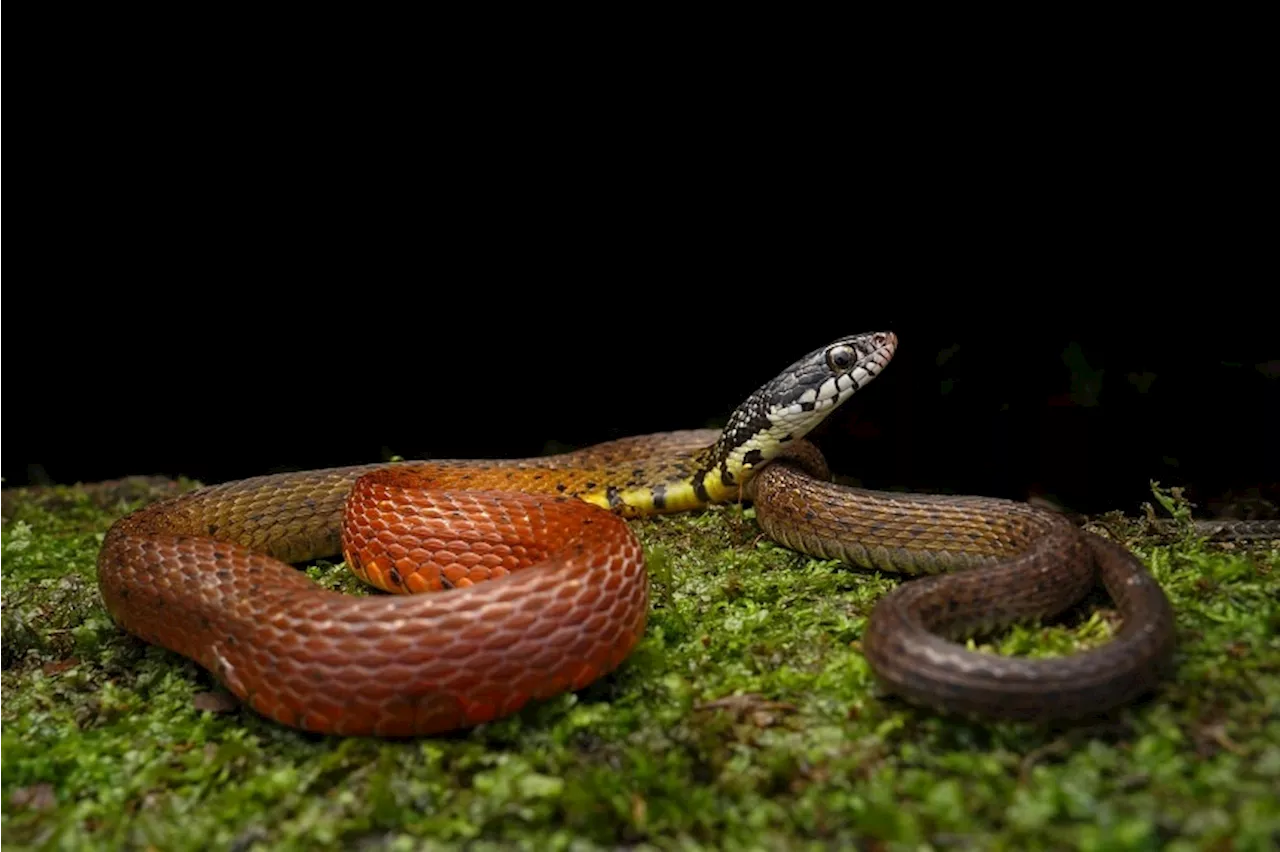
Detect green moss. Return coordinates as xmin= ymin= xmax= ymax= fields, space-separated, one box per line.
xmin=3 ymin=482 xmax=1278 ymax=850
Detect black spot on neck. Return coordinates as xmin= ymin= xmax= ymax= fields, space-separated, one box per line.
xmin=693 ymin=474 xmax=710 ymax=503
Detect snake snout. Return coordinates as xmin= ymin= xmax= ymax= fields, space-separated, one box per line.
xmin=851 ymin=330 xmax=897 ymax=383
xmin=866 ymin=330 xmax=897 ymax=359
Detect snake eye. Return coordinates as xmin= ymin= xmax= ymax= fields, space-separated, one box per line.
xmin=826 ymin=344 xmax=856 ymax=372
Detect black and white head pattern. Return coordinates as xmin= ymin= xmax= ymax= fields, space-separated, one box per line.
xmin=713 ymin=331 xmax=898 ymax=480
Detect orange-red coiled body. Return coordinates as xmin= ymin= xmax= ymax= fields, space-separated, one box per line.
xmin=97 ymin=432 xmax=718 ymax=736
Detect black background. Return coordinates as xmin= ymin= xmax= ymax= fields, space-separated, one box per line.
xmin=7 ymin=268 xmax=1276 ymax=519
xmin=6 ymin=71 xmax=1276 ymax=518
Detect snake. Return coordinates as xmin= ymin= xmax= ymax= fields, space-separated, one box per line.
xmin=100 ymin=331 xmax=1197 ymax=735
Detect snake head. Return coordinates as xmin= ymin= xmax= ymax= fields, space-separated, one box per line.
xmin=704 ymin=331 xmax=898 ymax=492
xmin=759 ymin=331 xmax=898 ymax=433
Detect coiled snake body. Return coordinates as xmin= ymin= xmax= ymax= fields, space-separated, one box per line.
xmin=99 ymin=332 xmax=1183 ymax=735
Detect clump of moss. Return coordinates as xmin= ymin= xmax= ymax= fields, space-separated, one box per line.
xmin=3 ymin=481 xmax=1278 ymax=849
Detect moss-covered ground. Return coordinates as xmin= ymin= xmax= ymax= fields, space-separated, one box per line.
xmin=2 ymin=479 xmax=1278 ymax=850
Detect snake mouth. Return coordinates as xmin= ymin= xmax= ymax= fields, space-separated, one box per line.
xmin=854 ymin=331 xmax=897 ymax=389
xmin=874 ymin=330 xmax=897 ymax=358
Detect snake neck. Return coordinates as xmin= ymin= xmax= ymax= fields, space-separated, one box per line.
xmin=683 ymin=406 xmax=803 ymax=507
xmin=556 ymin=432 xmax=771 ymax=519
xmin=565 ymin=442 xmax=741 ymax=518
